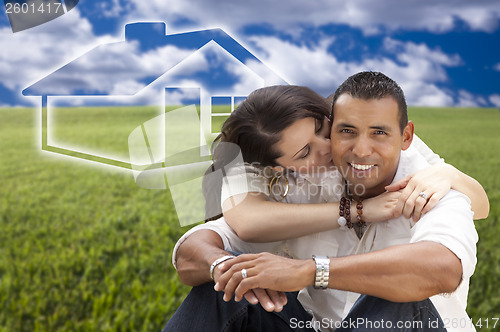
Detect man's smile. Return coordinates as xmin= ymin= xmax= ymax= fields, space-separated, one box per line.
xmin=348 ymin=162 xmax=376 ymax=171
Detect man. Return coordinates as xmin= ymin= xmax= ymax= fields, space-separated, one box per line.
xmin=164 ymin=72 xmax=478 ymax=331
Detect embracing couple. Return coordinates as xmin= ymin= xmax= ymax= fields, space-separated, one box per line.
xmin=164 ymin=72 xmax=488 ymax=331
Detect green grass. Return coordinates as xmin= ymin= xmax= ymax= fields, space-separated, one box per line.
xmin=1 ymin=106 xmax=499 ymax=331
xmin=409 ymin=107 xmax=500 ymax=329
xmin=0 ymin=107 xmax=191 ymax=332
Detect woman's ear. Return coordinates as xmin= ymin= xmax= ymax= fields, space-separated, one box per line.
xmin=271 ymin=165 xmax=286 ymax=173
xmin=401 ymin=121 xmax=414 ymax=151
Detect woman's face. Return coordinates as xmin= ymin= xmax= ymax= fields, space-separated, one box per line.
xmin=274 ymin=116 xmax=334 ymax=173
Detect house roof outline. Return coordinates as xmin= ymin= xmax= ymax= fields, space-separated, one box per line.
xmin=22 ymin=22 xmax=287 ymax=170
xmin=23 ymin=22 xmax=286 ymax=97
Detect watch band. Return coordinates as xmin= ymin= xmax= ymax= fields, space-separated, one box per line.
xmin=312 ymin=255 xmax=330 ymax=289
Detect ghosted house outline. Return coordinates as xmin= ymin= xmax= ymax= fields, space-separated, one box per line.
xmin=23 ymin=22 xmax=287 ymax=170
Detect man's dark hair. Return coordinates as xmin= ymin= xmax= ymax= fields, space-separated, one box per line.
xmin=330 ymin=71 xmax=408 ymax=133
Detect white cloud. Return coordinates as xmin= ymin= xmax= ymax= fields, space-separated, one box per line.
xmin=99 ymin=0 xmax=132 ymax=18
xmin=0 ymin=8 xmax=117 ymax=105
xmin=494 ymin=63 xmax=500 ymax=71
xmin=56 ymin=42 xmax=196 ymax=95
xmin=489 ymin=94 xmax=500 ymax=108
xmin=124 ymin=0 xmax=500 ymax=35
xmin=247 ymin=35 xmax=468 ymax=106
xmin=403 ymin=82 xmax=454 ymax=106
xmin=2 ymin=1 xmax=495 ymax=108
xmin=456 ymin=90 xmax=487 ymax=108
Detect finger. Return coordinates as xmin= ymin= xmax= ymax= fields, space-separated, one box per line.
xmin=234 ymin=276 xmax=259 ymax=304
xmin=243 ymin=290 xmax=259 ymax=305
xmin=386 ymin=176 xmax=410 ymax=192
xmin=395 ymin=186 xmax=413 ymax=215
xmin=216 ymin=261 xmax=252 ymax=291
xmin=266 ymin=290 xmax=286 ymax=312
xmin=223 ymin=267 xmax=247 ymax=302
xmin=217 ymin=253 xmax=258 ymax=272
xmin=214 ymin=269 xmax=231 ymax=292
xmin=279 ymin=291 xmax=288 ymax=307
xmin=251 ymin=288 xmax=276 ymax=312
xmin=421 ymin=193 xmax=442 ymax=215
xmin=412 ymin=193 xmax=428 ymax=222
xmin=402 ymin=189 xmax=419 ymax=219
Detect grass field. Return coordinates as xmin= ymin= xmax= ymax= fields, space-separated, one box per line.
xmin=0 ymin=106 xmax=499 ymax=331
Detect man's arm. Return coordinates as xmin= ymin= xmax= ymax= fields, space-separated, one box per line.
xmin=175 ymin=229 xmax=228 ymax=286
xmin=174 ymin=228 xmax=288 ymax=312
xmin=216 ymin=241 xmax=462 ymax=303
xmin=327 ymin=241 xmax=462 ymax=302
xmin=218 ymin=190 xmax=475 ymax=303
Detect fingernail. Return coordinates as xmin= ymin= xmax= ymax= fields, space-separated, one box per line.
xmin=214 ymin=283 xmax=219 ymax=291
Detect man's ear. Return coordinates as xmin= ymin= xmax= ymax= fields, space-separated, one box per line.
xmin=401 ymin=121 xmax=414 ymax=151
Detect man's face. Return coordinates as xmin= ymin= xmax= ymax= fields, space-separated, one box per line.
xmin=330 ymin=94 xmax=413 ymax=198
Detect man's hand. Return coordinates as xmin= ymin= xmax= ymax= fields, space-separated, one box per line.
xmin=214 ymin=252 xmax=315 ymax=304
xmin=212 ymin=258 xmax=288 ymax=312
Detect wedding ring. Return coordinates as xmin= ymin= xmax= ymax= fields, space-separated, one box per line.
xmin=241 ymin=268 xmax=247 ymax=279
xmin=418 ymin=192 xmax=428 ymax=200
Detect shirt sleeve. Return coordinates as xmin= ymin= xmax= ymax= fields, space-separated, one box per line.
xmin=171 ymin=218 xmax=239 ymax=269
xmin=411 ymin=134 xmax=445 ymax=165
xmin=221 ymin=164 xmax=269 ymax=208
xmin=410 ymin=190 xmax=478 ymax=279
xmin=171 ymin=217 xmax=282 ymax=269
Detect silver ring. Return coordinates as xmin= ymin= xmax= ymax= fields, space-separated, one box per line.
xmin=241 ymin=268 xmax=247 ymax=279
xmin=418 ymin=192 xmax=428 ymax=200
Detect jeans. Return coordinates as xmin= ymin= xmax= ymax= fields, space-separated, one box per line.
xmin=162 ymin=284 xmax=446 ymax=332
xmin=162 ymin=282 xmax=315 ymax=332
xmin=335 ymin=295 xmax=446 ymax=331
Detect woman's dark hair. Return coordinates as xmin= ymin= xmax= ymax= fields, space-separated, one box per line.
xmin=330 ymin=71 xmax=408 ymax=133
xmin=203 ymin=85 xmax=330 ymax=221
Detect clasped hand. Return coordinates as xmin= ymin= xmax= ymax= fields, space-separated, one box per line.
xmin=213 ymin=253 xmax=311 ymax=312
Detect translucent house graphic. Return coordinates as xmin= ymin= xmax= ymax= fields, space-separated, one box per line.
xmin=23 ymin=22 xmax=287 ymax=226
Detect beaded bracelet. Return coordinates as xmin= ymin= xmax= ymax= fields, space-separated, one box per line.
xmin=356 ymin=200 xmax=365 ymax=227
xmin=338 ymin=197 xmax=365 ymax=230
xmin=338 ymin=197 xmax=353 ymax=230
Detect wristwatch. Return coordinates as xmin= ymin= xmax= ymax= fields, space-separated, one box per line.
xmin=312 ymin=255 xmax=330 ymax=289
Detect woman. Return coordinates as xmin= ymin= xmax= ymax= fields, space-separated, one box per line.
xmin=203 ymin=85 xmax=488 ymax=243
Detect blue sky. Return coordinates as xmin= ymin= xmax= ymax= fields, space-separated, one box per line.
xmin=1 ymin=0 xmax=499 ymax=108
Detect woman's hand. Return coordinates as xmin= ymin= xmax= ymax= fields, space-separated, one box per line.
xmin=362 ymin=190 xmax=403 ymax=222
xmin=385 ymin=164 xmax=455 ymax=221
